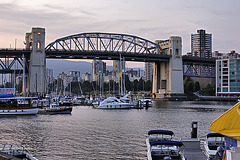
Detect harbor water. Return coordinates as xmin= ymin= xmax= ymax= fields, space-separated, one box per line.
xmin=0 ymin=100 xmax=236 ymax=159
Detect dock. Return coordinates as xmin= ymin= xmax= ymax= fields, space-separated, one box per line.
xmin=181 ymin=138 xmax=206 ymax=160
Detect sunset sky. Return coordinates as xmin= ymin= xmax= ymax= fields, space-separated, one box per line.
xmin=0 ymin=0 xmax=239 ymax=67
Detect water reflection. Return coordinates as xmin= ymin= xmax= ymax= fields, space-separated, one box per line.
xmin=0 ymin=101 xmax=235 ymax=159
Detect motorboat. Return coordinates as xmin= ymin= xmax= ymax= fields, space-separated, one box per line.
xmin=44 ymin=102 xmax=72 ymax=114
xmin=148 ymin=141 xmax=185 ymax=160
xmin=0 ymin=97 xmax=39 ymax=115
xmin=59 ymin=96 xmax=73 ymax=106
xmin=0 ymin=144 xmax=38 ymax=160
xmin=92 ymin=100 xmax=101 ymax=108
xmin=37 ymin=99 xmax=50 ymax=107
xmin=146 ymin=130 xmax=185 ymax=160
xmin=95 ymin=96 xmax=135 ymax=109
xmin=142 ymin=98 xmax=152 ymax=107
xmin=202 ymin=133 xmax=225 ymax=160
xmin=72 ymin=95 xmax=85 ymax=105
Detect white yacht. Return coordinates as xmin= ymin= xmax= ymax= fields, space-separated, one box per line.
xmin=95 ymin=96 xmax=135 ymax=109
xmin=146 ymin=130 xmax=185 ymax=160
xmin=203 ymin=133 xmax=225 ymax=160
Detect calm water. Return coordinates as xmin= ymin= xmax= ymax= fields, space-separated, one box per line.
xmin=0 ymin=100 xmax=236 ymax=160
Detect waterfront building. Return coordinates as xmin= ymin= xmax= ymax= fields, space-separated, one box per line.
xmin=15 ymin=76 xmax=22 ymax=85
xmin=92 ymin=60 xmax=106 ymax=82
xmin=145 ymin=62 xmax=153 ymax=82
xmin=213 ymin=50 xmax=240 ymax=59
xmin=191 ymin=29 xmax=212 ymax=58
xmin=113 ymin=60 xmax=125 ymax=82
xmin=81 ymin=72 xmax=91 ymax=82
xmin=46 ymin=68 xmax=54 ymax=85
xmin=126 ymin=68 xmax=145 ymax=81
xmin=216 ymin=58 xmax=240 ymax=96
xmin=69 ymin=71 xmax=81 ymax=82
xmin=113 ymin=60 xmax=125 ymax=73
xmin=58 ymin=72 xmax=67 ymax=80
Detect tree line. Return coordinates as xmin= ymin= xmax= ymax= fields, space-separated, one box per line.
xmin=184 ymin=77 xmax=215 ymax=96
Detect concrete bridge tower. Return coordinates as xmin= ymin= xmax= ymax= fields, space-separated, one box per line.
xmin=152 ymin=36 xmax=184 ymax=99
xmin=25 ymin=28 xmax=46 ymax=96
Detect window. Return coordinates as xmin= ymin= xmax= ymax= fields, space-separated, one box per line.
xmin=175 ymin=49 xmax=179 ymax=56
xmin=37 ymin=42 xmax=41 ymax=49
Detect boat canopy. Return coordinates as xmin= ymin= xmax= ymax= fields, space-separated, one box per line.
xmin=209 ymin=101 xmax=240 ymax=140
xmin=150 ymin=140 xmax=183 ymax=147
xmin=207 ymin=133 xmax=224 ymax=138
xmin=148 ymin=130 xmax=174 ymax=135
xmin=0 ymin=94 xmax=14 ymax=98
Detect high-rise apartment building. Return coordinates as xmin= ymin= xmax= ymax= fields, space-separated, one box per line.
xmin=92 ymin=60 xmax=106 ymax=82
xmin=113 ymin=60 xmax=125 ymax=74
xmin=113 ymin=60 xmax=125 ymax=82
xmin=145 ymin=62 xmax=153 ymax=82
xmin=191 ymin=29 xmax=212 ymax=58
xmin=46 ymin=68 xmax=54 ymax=84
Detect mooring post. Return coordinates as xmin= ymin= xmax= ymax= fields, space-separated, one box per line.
xmin=191 ymin=121 xmax=198 ymax=138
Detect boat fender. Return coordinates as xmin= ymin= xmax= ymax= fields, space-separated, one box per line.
xmin=222 ymin=151 xmax=226 ymax=160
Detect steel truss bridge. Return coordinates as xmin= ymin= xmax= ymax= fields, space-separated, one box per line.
xmin=0 ymin=32 xmax=215 ymax=77
xmin=182 ymin=56 xmax=216 ymax=78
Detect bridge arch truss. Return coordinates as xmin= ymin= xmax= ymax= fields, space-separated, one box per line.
xmin=46 ymin=32 xmax=164 ymax=55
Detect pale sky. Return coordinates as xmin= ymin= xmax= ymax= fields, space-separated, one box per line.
xmin=0 ymin=0 xmax=239 ymax=67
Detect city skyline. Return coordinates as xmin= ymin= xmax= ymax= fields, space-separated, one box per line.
xmin=0 ymin=0 xmax=239 ymax=67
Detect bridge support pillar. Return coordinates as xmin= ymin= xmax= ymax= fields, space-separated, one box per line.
xmin=153 ymin=36 xmax=185 ymax=100
xmin=25 ymin=28 xmax=46 ymax=96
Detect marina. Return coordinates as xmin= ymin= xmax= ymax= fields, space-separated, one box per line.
xmin=0 ymin=100 xmax=234 ymax=159
xmin=0 ymin=0 xmax=239 ymax=159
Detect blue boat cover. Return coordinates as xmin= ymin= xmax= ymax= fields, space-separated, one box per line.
xmin=0 ymin=94 xmax=14 ymax=98
xmin=148 ymin=130 xmax=174 ymax=135
xmin=207 ymin=133 xmax=224 ymax=138
xmin=150 ymin=140 xmax=183 ymax=147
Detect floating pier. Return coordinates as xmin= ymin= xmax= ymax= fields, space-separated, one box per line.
xmin=180 ymin=138 xmax=206 ymax=160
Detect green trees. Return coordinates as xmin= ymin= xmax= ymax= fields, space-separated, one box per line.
xmin=145 ymin=80 xmax=152 ymax=91
xmin=193 ymin=81 xmax=200 ymax=92
xmin=184 ymin=77 xmax=194 ymax=92
xmin=184 ymin=77 xmax=201 ymax=92
xmin=137 ymin=78 xmax=144 ymax=91
xmin=200 ymin=83 xmax=215 ymax=96
xmin=184 ymin=76 xmax=215 ymax=97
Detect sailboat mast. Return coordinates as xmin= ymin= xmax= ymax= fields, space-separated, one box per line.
xmin=22 ymin=54 xmax=25 ymax=97
xmin=123 ymin=57 xmax=126 ymax=95
xmin=70 ymin=78 xmax=71 ymax=96
xmin=40 ymin=55 xmax=43 ymax=96
xmin=120 ymin=54 xmax=122 ymax=96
